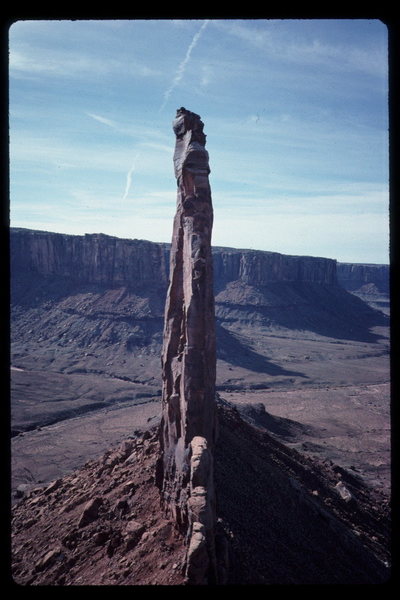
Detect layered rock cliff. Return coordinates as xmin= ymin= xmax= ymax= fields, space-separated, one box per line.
xmin=213 ymin=247 xmax=337 ymax=287
xmin=11 ymin=226 xmax=388 ymax=368
xmin=337 ymin=262 xmax=389 ymax=294
xmin=10 ymin=229 xmax=337 ymax=292
xmin=12 ymin=228 xmax=390 ymax=296
xmin=336 ymin=262 xmax=390 ymax=316
xmin=10 ymin=228 xmax=170 ymax=290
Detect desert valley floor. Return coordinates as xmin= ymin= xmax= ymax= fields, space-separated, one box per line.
xmin=11 ymin=322 xmax=391 ymax=500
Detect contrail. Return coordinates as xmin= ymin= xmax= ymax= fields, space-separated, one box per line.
xmin=159 ymin=20 xmax=209 ymax=112
xmin=122 ymin=21 xmax=209 ymax=198
xmin=122 ymin=153 xmax=140 ymax=200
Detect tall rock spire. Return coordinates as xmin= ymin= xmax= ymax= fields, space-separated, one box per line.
xmin=157 ymin=107 xmax=217 ymax=584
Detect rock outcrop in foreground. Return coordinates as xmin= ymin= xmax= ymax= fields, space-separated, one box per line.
xmin=156 ymin=108 xmax=218 ymax=584
xmin=10 ymin=401 xmax=391 ymax=585
xmin=11 ymin=428 xmax=186 ymax=586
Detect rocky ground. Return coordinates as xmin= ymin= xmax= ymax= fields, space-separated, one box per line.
xmin=10 ymin=401 xmax=391 ymax=586
xmin=231 ymin=380 xmax=391 ymax=494
xmin=214 ymin=401 xmax=391 ymax=585
xmin=11 ymin=397 xmax=162 ymax=500
xmin=11 ymin=428 xmax=186 ymax=586
xmin=351 ymin=283 xmax=391 ymax=316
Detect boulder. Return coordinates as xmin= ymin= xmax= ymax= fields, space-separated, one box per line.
xmin=35 ymin=547 xmax=62 ymax=572
xmin=77 ymin=497 xmax=102 ymax=528
xmin=124 ymin=520 xmax=145 ymax=550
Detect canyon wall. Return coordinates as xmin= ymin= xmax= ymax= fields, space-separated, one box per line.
xmin=10 ymin=228 xmax=170 ymax=290
xmin=10 ymin=228 xmax=339 ymax=291
xmin=12 ymin=227 xmax=389 ymax=299
xmin=336 ymin=262 xmax=389 ymax=294
xmin=213 ymin=247 xmax=337 ymax=287
xmin=11 ymin=228 xmax=389 ymax=338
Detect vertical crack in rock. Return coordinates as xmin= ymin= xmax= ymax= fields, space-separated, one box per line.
xmin=157 ymin=108 xmax=218 ymax=584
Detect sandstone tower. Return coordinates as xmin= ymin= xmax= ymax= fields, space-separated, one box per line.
xmin=157 ymin=108 xmax=217 ymax=584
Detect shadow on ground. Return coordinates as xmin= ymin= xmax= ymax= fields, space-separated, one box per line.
xmin=234 ymin=401 xmax=318 ymax=440
xmin=215 ymin=402 xmax=390 ymax=584
xmin=216 ymin=322 xmax=307 ymax=378
xmin=215 ymin=282 xmax=388 ymax=344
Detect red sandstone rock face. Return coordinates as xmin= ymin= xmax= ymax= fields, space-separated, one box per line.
xmin=158 ymin=108 xmax=218 ymax=584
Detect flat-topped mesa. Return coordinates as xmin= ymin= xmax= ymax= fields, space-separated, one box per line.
xmin=157 ymin=108 xmax=218 ymax=584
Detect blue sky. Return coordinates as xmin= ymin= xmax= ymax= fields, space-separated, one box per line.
xmin=9 ymin=19 xmax=389 ymax=263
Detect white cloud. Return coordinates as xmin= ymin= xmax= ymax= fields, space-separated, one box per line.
xmin=9 ymin=43 xmax=161 ymax=82
xmin=11 ymin=201 xmax=177 ymax=245
xmin=159 ymin=19 xmax=209 ymax=112
xmin=212 ymin=210 xmax=389 ymax=263
xmin=9 ymin=47 xmax=109 ymax=79
xmin=200 ymin=64 xmax=213 ymax=87
xmin=122 ymin=154 xmax=140 ymax=201
xmin=215 ymin=19 xmax=387 ymax=78
xmin=86 ymin=113 xmax=119 ymax=129
xmin=10 ymin=129 xmax=173 ymax=179
xmin=85 ymin=112 xmax=171 ymax=144
xmin=142 ymin=142 xmax=172 ymax=154
xmin=213 ymin=185 xmax=388 ymax=216
xmin=10 ymin=134 xmax=124 ymax=174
